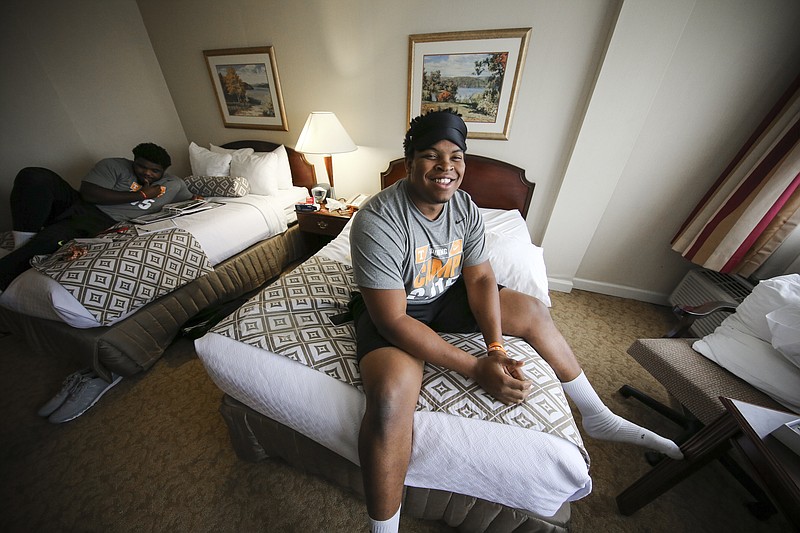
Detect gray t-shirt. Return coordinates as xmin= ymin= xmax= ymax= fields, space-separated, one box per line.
xmin=350 ymin=179 xmax=487 ymax=304
xmin=81 ymin=158 xmax=192 ymax=222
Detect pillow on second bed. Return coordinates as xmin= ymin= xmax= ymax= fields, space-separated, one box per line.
xmin=230 ymin=151 xmax=280 ymax=195
xmin=190 ymin=142 xmax=294 ymax=195
xmin=189 ymin=142 xmax=233 ymax=176
xmin=184 ymin=175 xmax=250 ymax=197
xmin=272 ymin=144 xmax=294 ymax=190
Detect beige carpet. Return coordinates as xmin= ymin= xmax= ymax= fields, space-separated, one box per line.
xmin=0 ymin=289 xmax=793 ymax=532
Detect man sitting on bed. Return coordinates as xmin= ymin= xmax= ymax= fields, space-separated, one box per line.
xmin=349 ymin=110 xmax=683 ymax=533
xmin=0 ymin=142 xmax=192 ymax=424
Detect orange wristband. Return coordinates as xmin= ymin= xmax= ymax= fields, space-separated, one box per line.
xmin=487 ymin=342 xmax=506 ymax=354
xmin=139 ymin=190 xmax=147 ymax=199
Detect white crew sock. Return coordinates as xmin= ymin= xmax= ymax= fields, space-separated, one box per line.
xmin=369 ymin=506 xmax=400 ymax=533
xmin=12 ymin=230 xmax=36 ymax=249
xmin=562 ymin=371 xmax=683 ymax=460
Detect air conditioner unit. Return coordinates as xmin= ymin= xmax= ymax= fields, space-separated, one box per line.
xmin=668 ymin=269 xmax=754 ymax=338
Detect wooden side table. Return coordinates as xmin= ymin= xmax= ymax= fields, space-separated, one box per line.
xmin=296 ymin=207 xmax=352 ymax=239
xmin=617 ymin=397 xmax=800 ymax=528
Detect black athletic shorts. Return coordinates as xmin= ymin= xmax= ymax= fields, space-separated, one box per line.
xmin=349 ymin=277 xmax=503 ymax=362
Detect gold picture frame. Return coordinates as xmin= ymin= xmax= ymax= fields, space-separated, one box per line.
xmin=204 ymin=46 xmax=288 ymax=131
xmin=407 ymin=28 xmax=531 ymax=140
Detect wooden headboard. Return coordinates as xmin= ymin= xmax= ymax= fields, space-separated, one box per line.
xmin=222 ymin=140 xmax=317 ymax=193
xmin=380 ymin=154 xmax=534 ymax=217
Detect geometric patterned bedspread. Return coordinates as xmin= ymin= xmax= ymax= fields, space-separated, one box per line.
xmin=30 ymin=226 xmax=213 ymax=326
xmin=212 ymin=255 xmax=588 ymax=462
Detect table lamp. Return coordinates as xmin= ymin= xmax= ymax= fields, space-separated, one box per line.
xmin=294 ymin=111 xmax=357 ymax=199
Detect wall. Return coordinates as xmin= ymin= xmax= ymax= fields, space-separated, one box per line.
xmin=135 ymin=0 xmax=616 ymax=242
xmin=2 ymin=0 xmax=799 ymax=303
xmin=0 ymin=0 xmax=187 ymax=231
xmin=544 ymin=0 xmax=800 ymax=301
xmin=135 ymin=0 xmax=800 ymax=302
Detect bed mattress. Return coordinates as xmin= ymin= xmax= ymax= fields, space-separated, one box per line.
xmin=219 ymin=393 xmax=574 ymax=533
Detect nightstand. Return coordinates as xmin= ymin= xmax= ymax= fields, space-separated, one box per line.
xmin=296 ymin=207 xmax=352 ymax=239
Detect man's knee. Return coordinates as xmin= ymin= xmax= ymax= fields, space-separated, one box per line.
xmin=14 ymin=167 xmax=63 ymax=188
xmin=363 ymin=390 xmax=417 ymax=438
xmin=364 ymin=374 xmax=419 ymax=414
xmin=529 ymin=295 xmax=551 ymax=319
xmin=361 ymin=352 xmax=422 ymax=434
xmin=12 ymin=168 xmax=70 ymax=203
xmin=502 ymin=288 xmax=552 ymax=321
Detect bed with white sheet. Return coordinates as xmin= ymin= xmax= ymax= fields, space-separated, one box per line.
xmin=195 ymin=155 xmax=592 ymax=532
xmin=0 ymin=141 xmax=319 ymax=380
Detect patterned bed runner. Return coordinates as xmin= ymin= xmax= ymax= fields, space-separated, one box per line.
xmin=212 ymin=255 xmax=587 ymax=460
xmin=30 ymin=226 xmax=213 ymax=325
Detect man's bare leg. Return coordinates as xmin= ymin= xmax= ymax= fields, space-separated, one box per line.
xmin=358 ymin=347 xmax=425 ymax=531
xmin=498 ymin=289 xmax=683 ymax=459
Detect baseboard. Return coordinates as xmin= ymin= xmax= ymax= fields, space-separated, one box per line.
xmin=547 ymin=277 xmax=670 ymax=306
xmin=547 ymin=277 xmax=574 ymax=294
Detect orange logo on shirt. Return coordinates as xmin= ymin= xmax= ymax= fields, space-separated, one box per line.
xmin=415 ymin=245 xmax=429 ymax=264
xmin=411 ymin=238 xmax=465 ymax=297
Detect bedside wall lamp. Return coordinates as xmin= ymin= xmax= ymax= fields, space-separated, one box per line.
xmin=294 ymin=111 xmax=357 ymax=198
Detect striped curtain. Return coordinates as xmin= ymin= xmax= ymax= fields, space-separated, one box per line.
xmin=672 ymin=74 xmax=800 ymax=277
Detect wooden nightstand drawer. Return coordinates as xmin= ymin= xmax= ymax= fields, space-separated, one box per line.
xmin=297 ymin=210 xmax=351 ymax=237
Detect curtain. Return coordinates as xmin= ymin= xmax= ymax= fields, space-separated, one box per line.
xmin=671 ymin=74 xmax=800 ymax=277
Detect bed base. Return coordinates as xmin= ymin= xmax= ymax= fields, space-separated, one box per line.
xmin=219 ymin=394 xmax=571 ymax=533
xmin=0 ymin=226 xmax=316 ymax=380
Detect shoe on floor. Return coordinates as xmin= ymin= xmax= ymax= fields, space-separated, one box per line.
xmin=48 ymin=373 xmax=123 ymax=424
xmin=37 ymin=367 xmax=95 ymax=417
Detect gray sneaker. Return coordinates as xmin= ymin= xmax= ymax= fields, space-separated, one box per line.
xmin=48 ymin=373 xmax=123 ymax=423
xmin=37 ymin=368 xmax=95 ymax=417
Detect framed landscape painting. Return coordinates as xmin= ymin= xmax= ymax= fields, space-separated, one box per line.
xmin=204 ymin=46 xmax=288 ymax=131
xmin=407 ymin=28 xmax=531 ymax=140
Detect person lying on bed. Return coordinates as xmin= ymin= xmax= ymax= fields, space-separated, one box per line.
xmin=0 ymin=142 xmax=192 ymax=424
xmin=0 ymin=142 xmax=192 ymax=292
xmin=349 ymin=110 xmax=683 ymax=533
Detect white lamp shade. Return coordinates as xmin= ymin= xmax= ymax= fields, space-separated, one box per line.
xmin=295 ymin=112 xmax=357 ymax=155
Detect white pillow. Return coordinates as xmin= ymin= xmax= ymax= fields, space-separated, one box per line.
xmin=273 ymin=145 xmax=294 ymax=190
xmin=766 ymin=305 xmax=800 ymax=370
xmin=485 ymin=231 xmax=551 ymax=306
xmin=724 ymin=273 xmax=800 ymax=342
xmin=693 ymin=273 xmax=800 ymax=414
xmin=209 ymin=143 xmax=255 ymax=158
xmin=230 ymin=151 xmax=279 ymax=196
xmin=480 ymin=208 xmax=531 ymax=242
xmin=694 ymin=324 xmax=800 ymax=414
xmin=189 ymin=142 xmax=232 ymax=177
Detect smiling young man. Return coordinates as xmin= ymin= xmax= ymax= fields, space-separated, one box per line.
xmin=348 ymin=110 xmax=682 ymax=533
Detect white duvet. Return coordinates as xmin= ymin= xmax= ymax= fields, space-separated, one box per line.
xmin=194 ymin=209 xmax=592 ymax=517
xmin=0 ymin=188 xmax=308 ymax=328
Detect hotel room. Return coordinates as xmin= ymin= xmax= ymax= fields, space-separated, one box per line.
xmin=1 ymin=0 xmax=798 ymax=531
